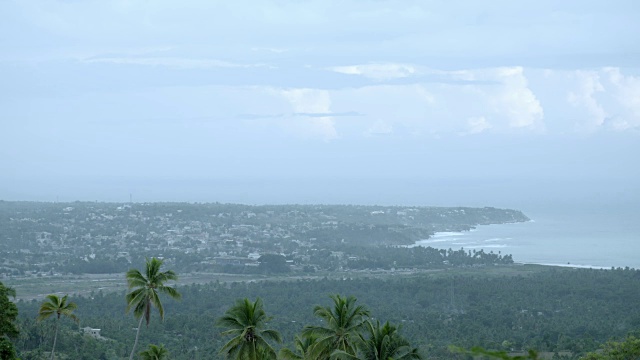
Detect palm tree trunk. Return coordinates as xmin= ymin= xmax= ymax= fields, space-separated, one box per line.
xmin=252 ymin=341 xmax=257 ymax=360
xmin=129 ymin=316 xmax=144 ymax=360
xmin=50 ymin=318 xmax=59 ymax=360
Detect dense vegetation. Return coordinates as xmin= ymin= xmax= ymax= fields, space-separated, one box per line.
xmin=5 ymin=265 xmax=640 ymax=359
xmin=0 ymin=282 xmax=19 ymax=359
xmin=2 ymin=202 xmax=637 ymax=359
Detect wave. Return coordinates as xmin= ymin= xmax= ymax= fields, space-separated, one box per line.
xmin=432 ymin=232 xmax=466 ymax=237
xmin=484 ymin=237 xmax=512 ymax=242
xmin=466 ymin=244 xmax=508 ymax=249
xmin=533 ymin=262 xmax=609 ymax=269
xmin=414 ymin=239 xmax=453 ymax=244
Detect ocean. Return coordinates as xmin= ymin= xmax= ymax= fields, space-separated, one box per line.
xmin=412 ymin=202 xmax=640 ymax=269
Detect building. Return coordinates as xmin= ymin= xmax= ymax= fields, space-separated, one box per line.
xmin=82 ymin=327 xmax=101 ymax=338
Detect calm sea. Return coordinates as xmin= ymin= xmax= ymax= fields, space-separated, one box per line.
xmin=412 ymin=202 xmax=640 ymax=269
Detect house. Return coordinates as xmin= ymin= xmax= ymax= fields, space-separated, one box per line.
xmin=82 ymin=327 xmax=101 ymax=338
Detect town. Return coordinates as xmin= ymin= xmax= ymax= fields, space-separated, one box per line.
xmin=0 ymin=201 xmax=528 ymax=278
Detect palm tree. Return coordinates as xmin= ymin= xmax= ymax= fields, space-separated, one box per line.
xmin=139 ymin=344 xmax=169 ymax=360
xmin=125 ymin=257 xmax=181 ymax=360
xmin=216 ymin=297 xmax=282 ymax=360
xmin=333 ymin=320 xmax=422 ymax=360
xmin=37 ymin=294 xmax=79 ymax=360
xmin=279 ymin=334 xmax=318 ymax=360
xmin=302 ymin=294 xmax=370 ymax=359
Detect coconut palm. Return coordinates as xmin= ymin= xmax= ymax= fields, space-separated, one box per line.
xmin=302 ymin=294 xmax=370 ymax=360
xmin=139 ymin=344 xmax=169 ymax=360
xmin=37 ymin=294 xmax=79 ymax=360
xmin=279 ymin=334 xmax=318 ymax=360
xmin=125 ymin=257 xmax=181 ymax=360
xmin=333 ymin=320 xmax=423 ymax=360
xmin=360 ymin=320 xmax=422 ymax=360
xmin=216 ymin=297 xmax=282 ymax=360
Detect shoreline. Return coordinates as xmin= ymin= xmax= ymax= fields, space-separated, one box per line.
xmin=517 ymin=262 xmax=611 ymax=270
xmin=409 ymin=224 xmax=625 ymax=270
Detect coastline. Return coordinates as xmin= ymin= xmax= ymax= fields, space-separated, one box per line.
xmin=408 ymin=219 xmax=636 ymax=270
xmin=517 ymin=262 xmax=610 ymax=270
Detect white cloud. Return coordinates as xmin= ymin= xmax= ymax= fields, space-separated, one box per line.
xmin=329 ymin=63 xmax=417 ymax=80
xmin=603 ymin=67 xmax=640 ymax=131
xmin=465 ymin=116 xmax=492 ymax=135
xmin=568 ymin=71 xmax=607 ymax=131
xmin=281 ymin=88 xmax=331 ymax=113
xmin=482 ymin=67 xmax=545 ymax=130
xmin=278 ymin=88 xmax=338 ymax=140
xmin=327 ymin=64 xmax=545 ymax=132
xmin=562 ymin=68 xmax=640 ymax=132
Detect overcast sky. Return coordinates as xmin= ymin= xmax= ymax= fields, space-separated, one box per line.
xmin=1 ymin=0 xmax=639 ymax=207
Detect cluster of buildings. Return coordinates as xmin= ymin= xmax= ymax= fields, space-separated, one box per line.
xmin=0 ymin=202 xmax=528 ymax=277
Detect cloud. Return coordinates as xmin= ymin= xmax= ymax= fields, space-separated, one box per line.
xmin=4 ymin=0 xmax=638 ymax=72
xmin=563 ymin=68 xmax=640 ymax=132
xmin=83 ymin=56 xmax=270 ymax=69
xmin=328 ymin=63 xmax=418 ymax=80
xmin=277 ymin=88 xmax=338 ymax=140
xmin=465 ymin=116 xmax=492 ymax=135
xmin=281 ymin=88 xmax=331 ymax=113
xmin=481 ymin=67 xmax=545 ymax=130
xmin=568 ymin=70 xmax=607 ymax=131
xmin=323 ymin=67 xmax=548 ymax=137
xmin=326 ymin=64 xmax=545 ymax=131
xmin=603 ymin=67 xmax=640 ymax=131
xmin=365 ymin=120 xmax=393 ymax=136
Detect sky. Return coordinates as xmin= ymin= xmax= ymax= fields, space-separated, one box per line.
xmin=1 ymin=0 xmax=639 ymax=209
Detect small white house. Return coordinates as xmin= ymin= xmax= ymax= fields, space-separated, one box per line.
xmin=82 ymin=327 xmax=101 ymax=338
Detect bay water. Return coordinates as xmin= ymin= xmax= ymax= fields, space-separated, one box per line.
xmin=412 ymin=202 xmax=640 ymax=269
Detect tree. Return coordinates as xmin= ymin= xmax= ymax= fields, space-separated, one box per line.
xmin=450 ymin=346 xmax=539 ymax=360
xmin=279 ymin=334 xmax=318 ymax=360
xmin=333 ymin=320 xmax=422 ymax=360
xmin=258 ymin=254 xmax=290 ymax=273
xmin=0 ymin=282 xmax=18 ymax=339
xmin=0 ymin=338 xmax=18 ymax=360
xmin=581 ymin=335 xmax=640 ymax=360
xmin=217 ymin=297 xmax=282 ymax=360
xmin=37 ymin=294 xmax=79 ymax=360
xmin=139 ymin=344 xmax=169 ymax=360
xmin=125 ymin=257 xmax=181 ymax=360
xmin=302 ymin=295 xmax=370 ymax=359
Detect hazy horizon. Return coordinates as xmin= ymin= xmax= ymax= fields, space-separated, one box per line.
xmin=2 ymin=1 xmax=639 ymax=209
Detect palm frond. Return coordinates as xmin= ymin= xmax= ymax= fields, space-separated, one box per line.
xmin=217 ymin=297 xmax=282 ymax=359
xmin=125 ymin=288 xmax=147 ymax=313
xmin=261 ymin=328 xmax=282 ymax=343
xmin=150 ymin=289 xmax=165 ymax=321
xmin=125 ymin=269 xmax=148 ymax=287
xmin=37 ymin=294 xmax=78 ymax=323
xmin=158 ymin=285 xmax=181 ymax=300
